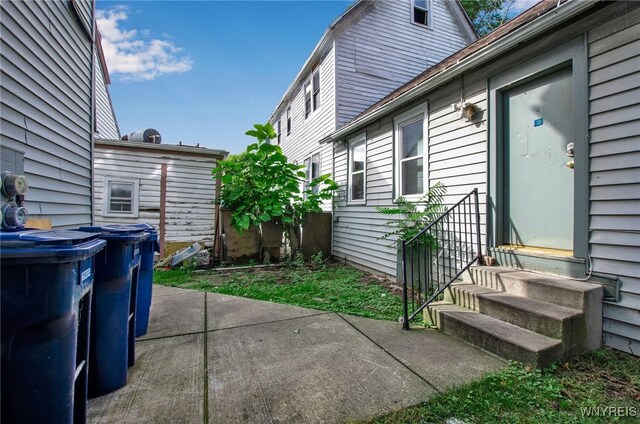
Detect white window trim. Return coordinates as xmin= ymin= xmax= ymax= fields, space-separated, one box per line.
xmin=304 ymin=68 xmax=321 ymax=119
xmin=302 ymin=151 xmax=321 ymax=196
xmin=411 ymin=0 xmax=433 ymax=29
xmin=394 ymin=103 xmax=428 ymax=201
xmin=102 ymin=176 xmax=140 ymax=218
xmin=312 ymin=69 xmax=321 ymax=112
xmin=348 ymin=133 xmax=366 ymax=204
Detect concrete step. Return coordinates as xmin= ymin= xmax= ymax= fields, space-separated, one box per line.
xmin=463 ymin=266 xmax=602 ymax=311
xmin=445 ymin=283 xmax=584 ymax=339
xmin=425 ymin=302 xmax=563 ymax=368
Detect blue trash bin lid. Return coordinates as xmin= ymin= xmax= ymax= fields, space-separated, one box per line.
xmin=120 ymin=224 xmax=159 ymax=242
xmin=0 ymin=229 xmax=106 ymax=260
xmin=77 ymin=225 xmax=150 ymax=243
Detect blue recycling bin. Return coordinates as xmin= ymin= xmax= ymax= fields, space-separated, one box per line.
xmin=1 ymin=230 xmax=106 ymax=424
xmin=77 ymin=225 xmax=148 ymax=397
xmin=126 ymin=224 xmax=160 ymax=337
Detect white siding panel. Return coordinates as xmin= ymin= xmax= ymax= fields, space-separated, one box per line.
xmin=0 ymin=0 xmax=93 ymax=228
xmin=335 ymin=0 xmax=471 ymax=127
xmin=94 ymin=51 xmax=119 ymax=140
xmin=588 ymin=11 xmax=640 ymax=355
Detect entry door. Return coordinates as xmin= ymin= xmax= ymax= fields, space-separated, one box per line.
xmin=503 ymin=67 xmax=574 ymax=251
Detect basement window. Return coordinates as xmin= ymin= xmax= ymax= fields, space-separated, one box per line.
xmin=412 ymin=0 xmax=432 ymax=27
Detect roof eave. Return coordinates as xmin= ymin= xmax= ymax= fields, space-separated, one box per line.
xmin=329 ymin=0 xmax=598 ymax=141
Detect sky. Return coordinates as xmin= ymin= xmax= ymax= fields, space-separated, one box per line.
xmin=97 ymin=0 xmax=540 ymax=154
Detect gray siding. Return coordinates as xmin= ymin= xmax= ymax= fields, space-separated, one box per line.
xmin=333 ymin=78 xmax=487 ymax=277
xmin=587 ymin=9 xmax=640 ymax=356
xmin=335 ymin=0 xmax=472 ymax=127
xmin=0 ymin=0 xmax=94 ymax=228
xmin=94 ymin=145 xmax=219 ymax=245
xmin=94 ymin=51 xmax=120 ymax=140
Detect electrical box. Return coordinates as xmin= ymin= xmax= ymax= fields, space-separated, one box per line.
xmin=1 ymin=146 xmax=29 ymax=228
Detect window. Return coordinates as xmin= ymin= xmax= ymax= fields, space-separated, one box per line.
xmin=312 ymin=70 xmax=321 ymax=111
xmin=348 ymin=134 xmax=366 ymax=203
xmin=286 ymin=107 xmax=291 ymax=135
xmin=277 ymin=119 xmax=281 ymax=145
xmin=412 ymin=0 xmax=431 ymax=27
xmin=304 ymin=80 xmax=312 ymax=118
xmin=303 ymin=152 xmax=321 ymax=195
xmin=394 ymin=105 xmax=427 ymax=198
xmin=104 ymin=177 xmax=139 ymax=217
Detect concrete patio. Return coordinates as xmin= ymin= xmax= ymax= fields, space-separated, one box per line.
xmin=88 ymin=285 xmax=506 ymax=423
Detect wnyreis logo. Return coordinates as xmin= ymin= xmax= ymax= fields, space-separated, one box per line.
xmin=581 ymin=406 xmax=637 ymax=417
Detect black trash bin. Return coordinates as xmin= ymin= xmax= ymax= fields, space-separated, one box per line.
xmin=77 ymin=225 xmax=148 ymax=397
xmin=1 ymin=230 xmax=106 ymax=424
xmin=126 ymin=224 xmax=160 ymax=337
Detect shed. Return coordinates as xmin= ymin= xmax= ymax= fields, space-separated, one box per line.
xmin=93 ymin=139 xmax=228 ymax=257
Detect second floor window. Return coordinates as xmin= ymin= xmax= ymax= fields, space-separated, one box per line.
xmin=304 ymin=81 xmax=312 ymax=118
xmin=277 ymin=119 xmax=281 ymax=145
xmin=412 ymin=0 xmax=431 ymax=27
xmin=287 ymin=107 xmax=291 ymax=135
xmin=312 ymin=70 xmax=320 ymax=111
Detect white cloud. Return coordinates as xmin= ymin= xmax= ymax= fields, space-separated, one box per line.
xmin=97 ymin=6 xmax=193 ymax=81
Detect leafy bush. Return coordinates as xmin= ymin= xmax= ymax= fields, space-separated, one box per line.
xmin=212 ymin=123 xmax=338 ymax=234
xmin=376 ymin=182 xmax=447 ymax=246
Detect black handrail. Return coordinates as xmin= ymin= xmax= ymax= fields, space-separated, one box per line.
xmin=401 ymin=188 xmax=482 ymax=329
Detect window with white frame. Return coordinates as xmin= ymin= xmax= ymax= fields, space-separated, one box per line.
xmin=277 ymin=119 xmax=281 ymax=145
xmin=303 ymin=152 xmax=321 ymax=195
xmin=412 ymin=0 xmax=432 ymax=27
xmin=348 ymin=134 xmax=366 ymax=203
xmin=287 ymin=107 xmax=291 ymax=135
xmin=395 ymin=105 xmax=427 ymax=198
xmin=304 ymin=80 xmax=312 ymax=118
xmin=103 ymin=177 xmax=139 ymax=217
xmin=312 ymin=70 xmax=320 ymax=111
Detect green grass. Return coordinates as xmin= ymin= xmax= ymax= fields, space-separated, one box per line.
xmin=362 ymin=349 xmax=640 ymax=424
xmin=153 ymin=263 xmax=405 ymax=321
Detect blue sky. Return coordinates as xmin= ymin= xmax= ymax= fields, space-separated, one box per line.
xmin=97 ymin=0 xmax=352 ymax=153
xmin=97 ymin=0 xmax=539 ymax=154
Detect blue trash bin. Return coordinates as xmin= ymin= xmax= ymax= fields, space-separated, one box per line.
xmin=125 ymin=224 xmax=160 ymax=337
xmin=1 ymin=230 xmax=106 ymax=424
xmin=77 ymin=225 xmax=148 ymax=397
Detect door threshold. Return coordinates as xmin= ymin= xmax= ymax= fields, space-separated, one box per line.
xmin=494 ymin=245 xmax=583 ymax=263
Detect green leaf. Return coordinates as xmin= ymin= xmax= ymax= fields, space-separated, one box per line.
xmin=259 ymin=212 xmax=271 ymax=222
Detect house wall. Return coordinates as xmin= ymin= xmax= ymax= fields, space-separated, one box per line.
xmin=587 ymin=8 xmax=640 ymax=355
xmin=271 ymin=45 xmax=336 ymax=209
xmin=0 ymin=0 xmax=94 ymax=228
xmin=335 ymin=0 xmax=472 ymax=127
xmin=332 ymin=2 xmax=639 ymax=354
xmin=93 ymin=144 xmax=221 ymax=251
xmin=333 ymin=77 xmax=487 ymax=277
xmin=94 ymin=51 xmax=119 ymax=140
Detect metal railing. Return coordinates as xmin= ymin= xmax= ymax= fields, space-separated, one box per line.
xmin=401 ymin=188 xmax=482 ymax=329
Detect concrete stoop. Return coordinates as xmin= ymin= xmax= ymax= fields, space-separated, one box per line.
xmin=424 ymin=266 xmax=603 ymax=368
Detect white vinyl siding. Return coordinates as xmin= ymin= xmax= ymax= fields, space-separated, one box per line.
xmin=335 ymin=0 xmax=472 ymax=127
xmin=587 ymin=8 xmax=640 ymax=356
xmin=0 ymin=0 xmax=94 ymax=228
xmin=94 ymin=144 xmax=220 ymax=245
xmin=94 ymin=51 xmax=119 ymax=140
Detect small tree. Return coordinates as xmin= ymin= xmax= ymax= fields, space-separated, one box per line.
xmin=212 ymin=123 xmax=338 ymax=254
